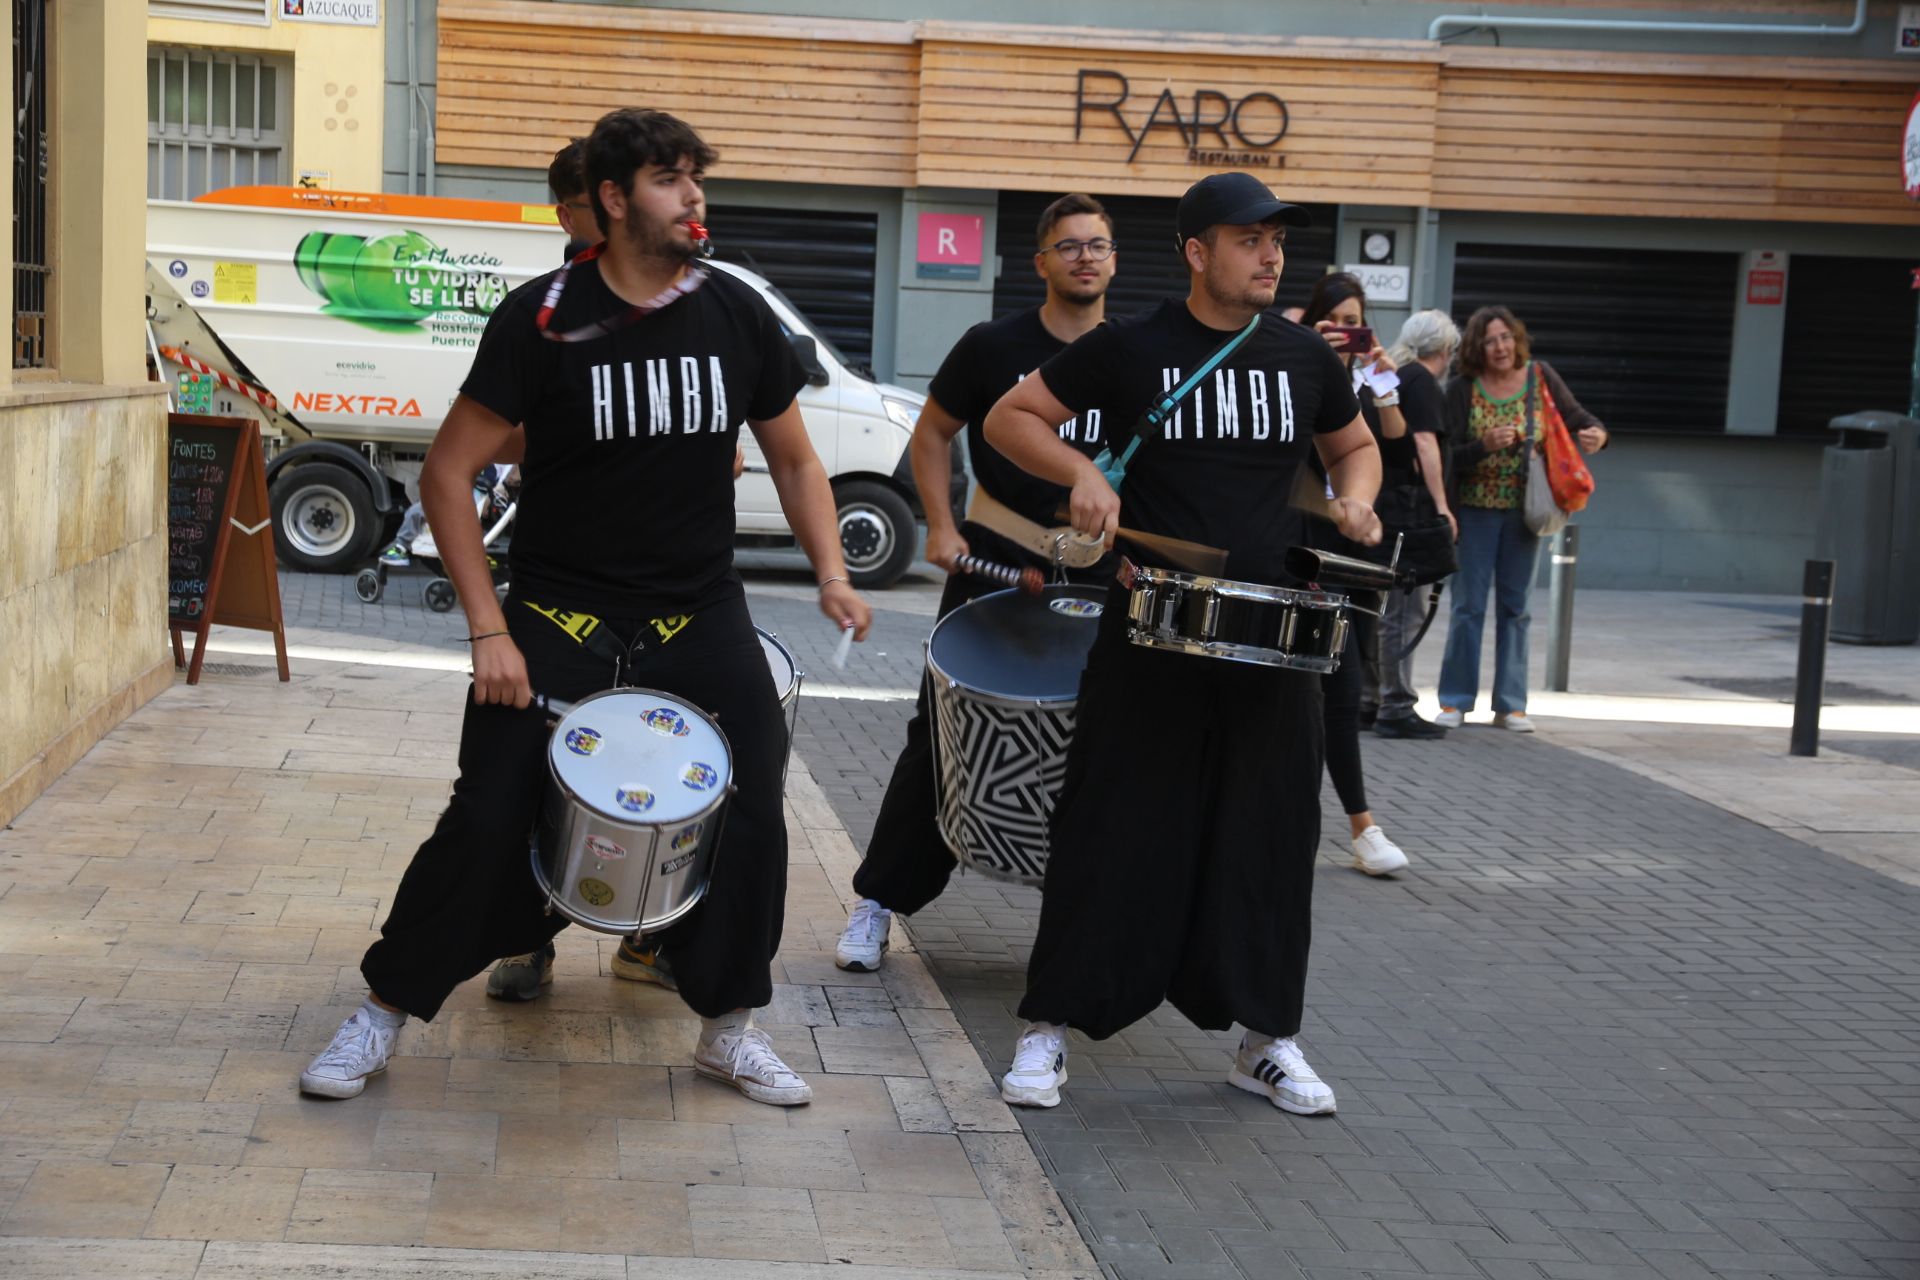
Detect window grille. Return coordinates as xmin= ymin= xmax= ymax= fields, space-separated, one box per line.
xmin=147 ymin=44 xmax=290 ymax=201
xmin=13 ymin=0 xmax=49 ymax=369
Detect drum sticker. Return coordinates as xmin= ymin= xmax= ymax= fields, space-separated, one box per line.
xmin=577 ymin=877 xmax=616 ymax=907
xmin=682 ymin=762 xmax=719 ymax=792
xmin=660 ymin=851 xmax=699 ymax=876
xmin=614 ymin=786 xmax=655 ymax=813
xmin=671 ymin=823 xmax=704 ymax=852
xmin=1048 ymin=598 xmax=1104 ymax=619
xmin=583 ymin=834 xmax=626 ymax=862
xmin=564 ymin=726 xmax=602 ymax=756
xmin=643 ymin=708 xmax=691 ymax=737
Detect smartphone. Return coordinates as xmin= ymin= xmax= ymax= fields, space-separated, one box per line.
xmin=1326 ymin=325 xmax=1373 ymax=355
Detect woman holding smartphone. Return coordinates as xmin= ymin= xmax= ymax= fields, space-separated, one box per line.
xmin=1435 ymin=306 xmax=1607 ymax=733
xmin=1298 ymin=273 xmax=1411 ymax=877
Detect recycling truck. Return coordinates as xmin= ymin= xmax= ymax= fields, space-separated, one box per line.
xmin=146 ymin=186 xmax=942 ymax=587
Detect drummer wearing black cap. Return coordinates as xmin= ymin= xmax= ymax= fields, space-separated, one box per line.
xmin=982 ymin=172 xmax=1383 ymax=1114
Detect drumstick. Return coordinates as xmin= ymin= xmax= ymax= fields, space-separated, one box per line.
xmin=830 ymin=622 xmax=855 ymax=670
xmin=1051 ymin=507 xmax=1228 ymax=576
xmin=952 ymin=554 xmax=1044 ymax=596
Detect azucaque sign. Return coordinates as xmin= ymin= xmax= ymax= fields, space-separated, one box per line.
xmin=1074 ymin=70 xmax=1290 ymax=168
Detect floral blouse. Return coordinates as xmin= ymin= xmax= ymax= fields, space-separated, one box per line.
xmin=1457 ymin=376 xmax=1528 ymax=510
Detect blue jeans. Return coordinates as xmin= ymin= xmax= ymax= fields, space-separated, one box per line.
xmin=1438 ymin=506 xmax=1542 ymax=715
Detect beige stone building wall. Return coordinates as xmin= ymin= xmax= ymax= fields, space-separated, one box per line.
xmin=0 ymin=4 xmax=172 ymax=825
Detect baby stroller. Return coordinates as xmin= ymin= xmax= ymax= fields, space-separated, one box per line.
xmin=355 ymin=467 xmax=517 ymax=611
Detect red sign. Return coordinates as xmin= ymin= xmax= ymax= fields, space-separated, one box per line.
xmin=1746 ymin=270 xmax=1785 ymax=306
xmin=915 ymin=213 xmax=984 ymax=281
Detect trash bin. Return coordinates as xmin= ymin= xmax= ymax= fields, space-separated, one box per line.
xmin=1815 ymin=411 xmax=1920 ymax=645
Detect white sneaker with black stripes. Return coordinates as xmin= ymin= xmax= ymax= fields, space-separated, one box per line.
xmin=1000 ymin=1021 xmax=1068 ymax=1108
xmin=1228 ymin=1034 xmax=1337 ymax=1115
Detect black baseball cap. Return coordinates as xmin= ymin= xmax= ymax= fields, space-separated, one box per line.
xmin=1174 ymin=172 xmax=1311 ymax=247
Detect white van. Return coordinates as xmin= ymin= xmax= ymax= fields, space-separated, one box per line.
xmin=146 ymin=187 xmax=944 ymax=587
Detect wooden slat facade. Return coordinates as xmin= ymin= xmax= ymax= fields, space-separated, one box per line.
xmin=436 ymin=0 xmax=921 ymax=188
xmin=436 ymin=1 xmax=1920 ymax=226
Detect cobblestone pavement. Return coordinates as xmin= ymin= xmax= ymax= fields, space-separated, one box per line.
xmin=281 ymin=568 xmax=1920 ymax=1279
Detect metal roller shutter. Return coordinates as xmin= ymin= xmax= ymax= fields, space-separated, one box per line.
xmin=1776 ymin=256 xmax=1918 ymax=436
xmin=992 ymin=191 xmax=1338 ymax=321
xmin=705 ymin=205 xmax=878 ymax=372
xmin=1451 ymin=243 xmax=1738 ymax=435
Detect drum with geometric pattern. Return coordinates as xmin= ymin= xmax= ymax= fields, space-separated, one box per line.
xmin=926 ymin=584 xmax=1105 ymax=886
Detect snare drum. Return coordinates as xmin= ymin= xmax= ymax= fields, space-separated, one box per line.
xmin=927 ymin=584 xmax=1105 ymax=885
xmin=1123 ymin=563 xmax=1348 ymax=673
xmin=756 ymin=626 xmax=803 ymax=785
xmin=532 ymin=688 xmax=734 ymax=935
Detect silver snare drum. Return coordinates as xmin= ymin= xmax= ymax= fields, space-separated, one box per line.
xmin=1123 ymin=562 xmax=1348 ymax=672
xmin=756 ymin=626 xmax=803 ymax=785
xmin=532 ymin=688 xmax=734 ymax=935
xmin=927 ymin=584 xmax=1104 ymax=885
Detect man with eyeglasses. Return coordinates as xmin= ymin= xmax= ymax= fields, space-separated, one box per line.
xmin=832 ymin=193 xmax=1121 ymax=973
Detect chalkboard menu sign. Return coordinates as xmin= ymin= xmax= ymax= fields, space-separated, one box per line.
xmin=167 ymin=419 xmax=241 ymax=625
xmin=164 ymin=415 xmax=289 ymax=684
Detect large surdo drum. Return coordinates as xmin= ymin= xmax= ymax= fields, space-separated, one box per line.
xmin=927 ymin=584 xmax=1104 ymax=885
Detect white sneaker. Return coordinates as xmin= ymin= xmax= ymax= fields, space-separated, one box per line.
xmin=1351 ymin=825 xmax=1409 ymax=876
xmin=1493 ymin=712 xmax=1536 ymax=733
xmin=1434 ymin=707 xmax=1464 ymax=729
xmin=834 ymin=898 xmax=892 ymax=972
xmin=1000 ymin=1022 xmax=1068 ymax=1107
xmin=694 ymin=1024 xmax=813 ymax=1106
xmin=299 ymin=1009 xmax=397 ymax=1099
xmin=1229 ymin=1035 xmax=1336 ymax=1116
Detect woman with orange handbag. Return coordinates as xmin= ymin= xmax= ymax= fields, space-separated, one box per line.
xmin=1435 ymin=307 xmax=1607 ymax=733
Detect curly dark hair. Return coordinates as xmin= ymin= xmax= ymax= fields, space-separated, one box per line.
xmin=1457 ymin=305 xmax=1532 ymax=378
xmin=583 ymin=109 xmax=719 ymax=234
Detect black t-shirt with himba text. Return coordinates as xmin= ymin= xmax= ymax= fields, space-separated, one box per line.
xmin=1037 ymin=302 xmax=1360 ymax=587
xmin=927 ymin=308 xmax=1108 ymax=530
xmin=460 ymin=260 xmax=806 ymax=615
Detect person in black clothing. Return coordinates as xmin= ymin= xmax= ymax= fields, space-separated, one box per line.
xmin=831 ymin=194 xmax=1120 ymax=972
xmin=984 ymin=172 xmax=1382 ymax=1115
xmin=1298 ymin=272 xmax=1418 ymax=878
xmin=299 ymin=109 xmax=872 ymax=1108
xmin=481 ymin=138 xmax=739 ymax=1000
xmin=1373 ymin=309 xmax=1459 ymax=738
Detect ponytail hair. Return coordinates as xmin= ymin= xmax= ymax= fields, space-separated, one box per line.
xmin=1388 ymin=308 xmax=1460 ymax=369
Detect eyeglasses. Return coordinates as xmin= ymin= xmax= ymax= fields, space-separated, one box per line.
xmin=1483 ymin=334 xmax=1515 ymax=347
xmin=1043 ymin=238 xmax=1116 ymax=263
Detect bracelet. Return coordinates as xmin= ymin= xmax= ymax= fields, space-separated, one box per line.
xmin=463 ymin=631 xmax=510 ymax=644
xmin=1374 ymin=394 xmax=1401 ymax=407
xmin=817 ymin=576 xmax=847 ymax=591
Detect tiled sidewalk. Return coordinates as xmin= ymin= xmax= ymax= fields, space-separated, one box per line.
xmin=0 ymin=653 xmax=1093 ymax=1278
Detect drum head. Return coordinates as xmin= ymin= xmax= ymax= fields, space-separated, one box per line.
xmin=756 ymin=627 xmax=797 ymax=700
xmin=927 ymin=584 xmax=1104 ymax=701
xmin=549 ymin=689 xmax=732 ymax=824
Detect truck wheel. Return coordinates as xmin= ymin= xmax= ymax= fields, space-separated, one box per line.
xmin=834 ymin=480 xmax=915 ymax=590
xmin=270 ymin=462 xmax=377 ymax=573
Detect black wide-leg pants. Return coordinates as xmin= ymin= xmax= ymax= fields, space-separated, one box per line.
xmin=1018 ymin=586 xmax=1326 ymax=1041
xmin=361 ymin=593 xmax=787 ymax=1020
xmin=851 ymin=522 xmax=1109 ymax=915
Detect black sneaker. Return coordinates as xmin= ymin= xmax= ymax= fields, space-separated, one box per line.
xmin=1373 ymin=714 xmax=1447 ymax=740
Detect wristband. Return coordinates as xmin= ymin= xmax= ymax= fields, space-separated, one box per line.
xmin=1373 ymin=394 xmax=1400 ymax=408
xmin=464 ymin=631 xmax=510 ymax=644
